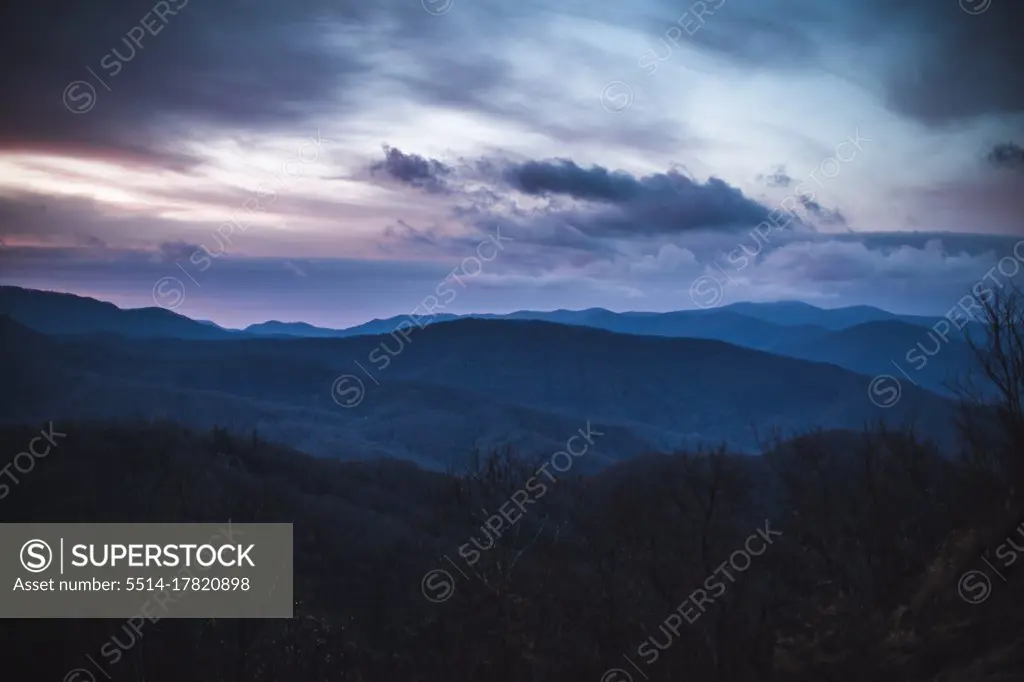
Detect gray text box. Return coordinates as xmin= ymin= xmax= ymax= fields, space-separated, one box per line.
xmin=1 ymin=523 xmax=292 ymax=618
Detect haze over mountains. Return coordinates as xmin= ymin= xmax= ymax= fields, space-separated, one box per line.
xmin=0 ymin=286 xmax=976 ymax=469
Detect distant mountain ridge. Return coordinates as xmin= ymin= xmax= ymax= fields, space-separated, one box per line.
xmin=245 ymin=320 xmax=354 ymax=338
xmin=245 ymin=313 xmax=461 ymax=338
xmin=0 ymin=312 xmax=963 ymax=468
xmin=246 ymin=301 xmax=953 ymax=339
xmin=0 ymin=286 xmax=240 ymax=339
xmin=715 ymin=300 xmax=947 ymax=330
xmin=774 ymin=319 xmax=980 ymax=394
xmin=0 ymin=285 xmax=951 ymax=340
xmin=0 ymin=286 xmax=982 ymax=394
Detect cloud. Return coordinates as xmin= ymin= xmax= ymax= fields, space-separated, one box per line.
xmin=846 ymin=231 xmax=1022 ymax=257
xmin=1 ymin=0 xmax=1017 ymax=319
xmin=658 ymin=0 xmax=1024 ymax=127
xmin=499 ymin=158 xmax=774 ymax=235
xmin=3 ymin=0 xmax=549 ymax=168
xmin=4 ymin=227 xmax=1023 ymax=324
xmin=1 ymin=0 xmax=701 ymax=174
xmin=158 ymin=241 xmax=203 ymax=262
xmin=799 ymin=196 xmax=847 ymax=227
xmin=504 ymin=159 xmax=642 ymax=202
xmin=683 ymin=232 xmax=1024 ymax=312
xmin=987 ymin=142 xmax=1024 ymax=172
xmin=369 ymin=146 xmax=453 ymax=194
xmin=377 ymin=220 xmax=442 ymax=254
xmin=756 ymin=165 xmax=793 ymax=188
xmin=362 ymin=150 xmax=784 ymax=259
xmin=748 ymin=237 xmax=995 ymax=289
xmin=892 ymin=173 xmax=1024 ymax=236
xmin=881 ymin=1 xmax=1024 ymax=127
xmin=0 ymin=0 xmax=383 ymax=166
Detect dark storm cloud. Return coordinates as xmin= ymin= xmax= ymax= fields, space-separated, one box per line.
xmin=881 ymin=1 xmax=1024 ymax=127
xmin=502 ymin=158 xmax=773 ymax=234
xmin=369 ymin=146 xmax=454 ymax=194
xmin=368 ymin=149 xmax=786 ymax=264
xmin=506 ymin=160 xmax=641 ymax=202
xmin=987 ymin=142 xmax=1024 ymax=171
xmin=365 ymin=148 xmax=776 ymax=238
xmin=661 ymin=0 xmax=1024 ymax=127
xmin=0 ymin=0 xmax=362 ymax=165
xmin=0 ymin=0 xmax=462 ymax=166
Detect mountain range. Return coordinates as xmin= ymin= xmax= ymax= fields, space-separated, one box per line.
xmin=4 ymin=286 xmax=1020 ymax=682
xmin=0 ymin=285 xmax=981 ymax=395
xmin=0 ymin=285 xmax=981 ymax=469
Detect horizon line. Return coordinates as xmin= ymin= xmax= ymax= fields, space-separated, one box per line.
xmin=0 ymin=283 xmax=943 ymax=332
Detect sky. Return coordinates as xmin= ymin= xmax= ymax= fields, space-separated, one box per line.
xmin=0 ymin=0 xmax=1022 ymax=328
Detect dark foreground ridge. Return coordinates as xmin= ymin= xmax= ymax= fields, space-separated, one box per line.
xmin=0 ymin=418 xmax=1021 ymax=681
